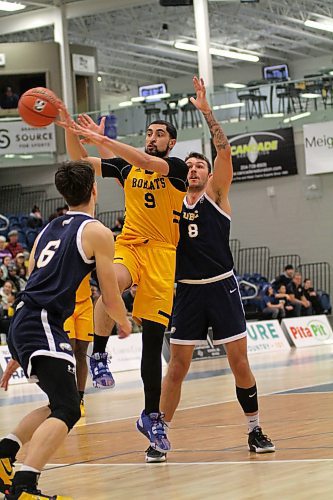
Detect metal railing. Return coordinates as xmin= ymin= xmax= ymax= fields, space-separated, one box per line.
xmin=268 ymin=254 xmax=301 ymax=281
xmin=237 ymin=246 xmax=270 ymax=278
xmin=297 ymin=262 xmax=331 ymax=295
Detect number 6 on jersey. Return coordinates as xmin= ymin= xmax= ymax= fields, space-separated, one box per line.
xmin=36 ymin=240 xmax=61 ymax=268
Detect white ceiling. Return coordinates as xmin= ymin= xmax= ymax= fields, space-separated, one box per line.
xmin=1 ymin=0 xmax=333 ymax=92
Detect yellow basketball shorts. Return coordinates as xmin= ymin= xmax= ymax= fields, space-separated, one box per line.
xmin=114 ymin=241 xmax=176 ymax=327
xmin=64 ymin=297 xmax=94 ymax=342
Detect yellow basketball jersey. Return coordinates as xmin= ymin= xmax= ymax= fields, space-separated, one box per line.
xmin=75 ymin=273 xmax=91 ymax=303
xmin=116 ymin=168 xmax=184 ymax=247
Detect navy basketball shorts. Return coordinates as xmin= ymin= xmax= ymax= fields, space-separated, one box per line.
xmin=171 ymin=275 xmax=247 ymax=345
xmin=7 ymin=302 xmax=75 ymax=379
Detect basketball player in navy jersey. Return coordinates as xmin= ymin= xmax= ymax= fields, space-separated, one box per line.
xmin=0 ymin=161 xmax=131 ymax=499
xmin=147 ymin=77 xmax=275 ymax=462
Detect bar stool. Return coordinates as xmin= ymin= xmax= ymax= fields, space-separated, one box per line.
xmin=180 ymin=100 xmax=201 ymax=128
xmin=162 ymin=102 xmax=179 ymax=128
xmin=145 ymin=106 xmax=161 ymax=129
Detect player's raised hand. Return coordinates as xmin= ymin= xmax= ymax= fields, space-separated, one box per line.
xmin=190 ymin=76 xmax=211 ymax=113
xmin=55 ymin=108 xmax=76 ymax=129
xmin=0 ymin=358 xmax=20 ymax=391
xmin=77 ymin=114 xmax=106 ymax=136
xmin=69 ymin=123 xmax=106 ymax=145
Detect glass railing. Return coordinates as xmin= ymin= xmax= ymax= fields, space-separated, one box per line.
xmin=0 ymin=73 xmax=332 ymax=167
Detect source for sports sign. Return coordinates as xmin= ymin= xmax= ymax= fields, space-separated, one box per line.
xmin=303 ymin=121 xmax=333 ymax=175
xmin=227 ymin=128 xmax=297 ymax=182
xmin=0 ymin=121 xmax=56 ymax=155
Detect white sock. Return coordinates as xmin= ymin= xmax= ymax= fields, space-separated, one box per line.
xmin=247 ymin=414 xmax=259 ymax=433
xmin=6 ymin=433 xmax=22 ymax=448
xmin=20 ymin=465 xmax=41 ymax=473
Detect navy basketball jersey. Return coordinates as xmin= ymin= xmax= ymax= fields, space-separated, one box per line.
xmin=176 ymin=193 xmax=234 ymax=281
xmin=20 ymin=212 xmax=96 ymax=321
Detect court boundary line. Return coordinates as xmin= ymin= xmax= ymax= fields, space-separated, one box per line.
xmin=43 ymin=458 xmax=333 ymax=468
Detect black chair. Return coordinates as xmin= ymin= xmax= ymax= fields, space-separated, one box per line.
xmin=303 ymin=75 xmax=324 ymax=111
xmin=162 ymin=102 xmax=179 ymax=129
xmin=180 ymin=100 xmax=201 ymax=128
xmin=144 ymin=107 xmax=161 ymax=129
xmin=276 ymin=83 xmax=303 ymax=114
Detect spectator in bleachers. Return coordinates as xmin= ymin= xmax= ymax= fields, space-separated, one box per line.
xmin=27 ymin=204 xmax=43 ymax=229
xmin=90 ymin=283 xmax=101 ymax=307
xmin=0 ymin=236 xmax=11 ymax=260
xmin=275 ymin=284 xmax=296 ymax=317
xmin=303 ymin=278 xmax=324 ymax=315
xmin=48 ymin=204 xmax=69 ymax=222
xmin=262 ymin=286 xmax=285 ymax=321
xmin=15 ymin=252 xmax=27 ymax=277
xmin=6 ymin=229 xmax=24 ymax=258
xmin=273 ymin=264 xmax=295 ymax=290
xmin=0 ymin=255 xmax=13 ymax=280
xmin=0 ymin=280 xmax=15 ymax=310
xmin=0 ymin=85 xmax=19 ymax=109
xmin=0 ymin=267 xmax=5 ymax=288
xmin=286 ymin=272 xmax=312 ymax=316
xmin=8 ymin=264 xmax=26 ymax=292
xmin=111 ymin=217 xmax=124 ymax=237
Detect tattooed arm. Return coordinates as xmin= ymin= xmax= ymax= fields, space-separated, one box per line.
xmin=190 ymin=76 xmax=233 ymax=208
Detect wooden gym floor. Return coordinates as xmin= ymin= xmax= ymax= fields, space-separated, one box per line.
xmin=0 ymin=344 xmax=332 ymax=500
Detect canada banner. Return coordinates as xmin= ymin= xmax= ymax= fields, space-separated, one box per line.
xmin=219 ymin=127 xmax=298 ymax=182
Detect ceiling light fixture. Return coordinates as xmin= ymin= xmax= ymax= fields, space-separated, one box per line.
xmin=118 ymin=101 xmax=133 ymax=107
xmin=300 ymin=93 xmax=320 ymax=99
xmin=263 ymin=113 xmax=284 ymax=118
xmin=131 ymin=96 xmax=145 ymax=103
xmin=0 ymin=1 xmax=25 ymax=11
xmin=224 ymin=83 xmax=247 ymax=89
xmin=145 ymin=92 xmax=171 ymax=101
xmin=174 ymin=41 xmax=260 ymax=62
xmin=304 ymin=19 xmax=333 ymax=33
xmin=283 ymin=112 xmax=311 ymax=123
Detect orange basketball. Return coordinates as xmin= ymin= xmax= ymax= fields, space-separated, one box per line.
xmin=18 ymin=87 xmax=60 ymax=127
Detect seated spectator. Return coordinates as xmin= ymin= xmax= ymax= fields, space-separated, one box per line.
xmin=0 ymin=255 xmax=13 ymax=280
xmin=286 ymin=272 xmax=312 ymax=316
xmin=111 ymin=217 xmax=124 ymax=237
xmin=0 ymin=236 xmax=11 ymax=260
xmin=8 ymin=264 xmax=25 ymax=292
xmin=261 ymin=286 xmax=285 ymax=321
xmin=303 ymin=278 xmax=324 ymax=315
xmin=275 ymin=284 xmax=296 ymax=317
xmin=0 ymin=296 xmax=11 ymax=345
xmin=272 ymin=264 xmax=295 ymax=290
xmin=0 ymin=280 xmax=16 ymax=311
xmin=0 ymin=86 xmax=19 ymax=109
xmin=0 ymin=267 xmax=5 ymax=288
xmin=15 ymin=252 xmax=28 ymax=279
xmin=6 ymin=229 xmax=24 ymax=258
xmin=48 ymin=204 xmax=69 ymax=222
xmin=27 ymin=204 xmax=43 ymax=229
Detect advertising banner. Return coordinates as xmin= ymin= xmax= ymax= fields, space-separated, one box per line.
xmin=225 ymin=128 xmax=297 ymax=182
xmin=106 ymin=333 xmax=166 ymax=373
xmin=0 ymin=346 xmax=28 ymax=384
xmin=303 ymin=121 xmax=333 ymax=175
xmin=281 ymin=315 xmax=333 ymax=347
xmin=0 ymin=121 xmax=56 ymax=155
xmin=246 ymin=320 xmax=291 ymax=353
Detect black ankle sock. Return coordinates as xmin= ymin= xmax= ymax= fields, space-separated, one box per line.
xmin=78 ymin=391 xmax=84 ymax=400
xmin=12 ymin=471 xmax=40 ymax=492
xmin=92 ymin=334 xmax=109 ymax=354
xmin=0 ymin=438 xmax=20 ymax=461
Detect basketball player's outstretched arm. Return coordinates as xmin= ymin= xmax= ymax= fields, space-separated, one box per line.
xmin=67 ymin=123 xmax=172 ymax=176
xmin=190 ymin=76 xmax=233 ymax=200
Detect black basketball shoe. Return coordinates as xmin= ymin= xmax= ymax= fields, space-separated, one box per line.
xmin=248 ymin=426 xmax=275 ymax=453
xmin=145 ymin=446 xmax=167 ymax=463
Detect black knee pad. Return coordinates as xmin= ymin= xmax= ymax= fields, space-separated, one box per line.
xmin=49 ymin=394 xmax=81 ymax=431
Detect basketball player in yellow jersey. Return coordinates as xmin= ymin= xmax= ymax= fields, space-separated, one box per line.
xmin=60 ymin=113 xmax=188 ymax=454
xmin=64 ymin=274 xmax=94 ymax=417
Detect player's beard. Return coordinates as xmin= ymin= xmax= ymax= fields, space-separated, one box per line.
xmin=145 ymin=145 xmax=170 ymax=158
